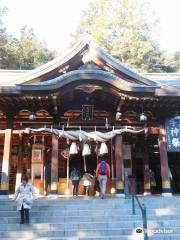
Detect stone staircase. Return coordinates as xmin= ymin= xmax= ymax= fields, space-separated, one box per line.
xmin=0 ymin=195 xmax=180 ymax=239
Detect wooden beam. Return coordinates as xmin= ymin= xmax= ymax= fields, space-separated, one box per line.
xmin=147 ymin=127 xmax=160 ymax=135
xmin=0 ymin=130 xmax=25 ymax=134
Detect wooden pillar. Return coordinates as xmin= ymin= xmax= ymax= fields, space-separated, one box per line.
xmin=111 ymin=139 xmax=114 ymax=180
xmin=15 ymin=134 xmax=23 ymax=191
xmin=158 ymin=126 xmax=172 ymax=196
xmin=143 ymin=145 xmax=151 ymax=195
xmin=115 ymin=135 xmax=124 ymax=196
xmin=50 ymin=134 xmax=59 ymax=194
xmin=0 ymin=129 xmax=12 ymax=195
xmin=96 ymin=141 xmax=99 ymax=165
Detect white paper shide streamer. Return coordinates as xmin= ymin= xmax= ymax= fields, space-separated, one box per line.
xmin=25 ymin=127 xmax=145 ymax=142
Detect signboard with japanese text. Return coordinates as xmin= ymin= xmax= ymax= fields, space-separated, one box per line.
xmin=165 ymin=116 xmax=180 ymax=152
xmin=82 ymin=105 xmax=94 ymax=120
xmin=31 ymin=149 xmax=42 ymax=163
xmin=31 ymin=144 xmax=44 ymax=180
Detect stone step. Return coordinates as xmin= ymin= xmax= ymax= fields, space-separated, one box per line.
xmin=0 ymin=236 xmax=141 ymax=240
xmin=1 ymin=236 xmax=180 ymax=240
xmin=2 ymin=214 xmax=180 ymax=224
xmin=0 ymin=222 xmax=141 ymax=231
xmin=2 ymin=204 xmax=180 ymax=213
xmin=3 ymin=195 xmax=180 ymax=200
xmin=0 ymin=206 xmax=133 ymax=211
xmin=1 ymin=228 xmax=180 ymax=238
xmin=79 ymin=236 xmax=180 ymax=240
xmin=0 ymin=203 xmax=180 ymax=213
xmin=0 ymin=207 xmax=159 ymax=217
xmin=2 ymin=208 xmax=180 ymax=216
xmin=0 ymin=206 xmax=134 ymax=210
xmin=0 ymin=216 xmax=139 ymax=224
xmin=2 ymin=197 xmax=180 ymax=206
xmin=0 ymin=228 xmax=139 ymax=238
xmin=1 ymin=197 xmax=180 ymax=240
xmin=0 ymin=199 xmax=131 ymax=205
xmin=0 ymin=220 xmax=180 ymax=231
xmin=3 ymin=197 xmax=180 ymax=203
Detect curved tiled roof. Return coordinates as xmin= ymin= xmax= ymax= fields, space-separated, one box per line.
xmin=143 ymin=73 xmax=180 ymax=88
xmin=0 ymin=37 xmax=159 ymax=87
xmin=0 ymin=70 xmax=31 ymax=85
xmin=0 ymin=39 xmax=91 ymax=86
xmin=89 ymin=43 xmax=159 ymax=86
xmin=0 ymin=37 xmax=179 ymax=96
xmin=19 ymin=69 xmax=156 ymax=94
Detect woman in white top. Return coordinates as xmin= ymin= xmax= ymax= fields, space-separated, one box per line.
xmin=13 ymin=175 xmax=36 ymax=224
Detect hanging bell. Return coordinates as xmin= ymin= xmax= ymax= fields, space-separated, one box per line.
xmin=99 ymin=142 xmax=108 ymax=155
xmin=82 ymin=143 xmax=91 ymax=156
xmin=69 ymin=142 xmax=78 ymax=155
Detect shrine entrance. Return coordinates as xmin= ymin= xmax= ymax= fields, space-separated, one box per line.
xmin=69 ymin=154 xmax=97 ymax=176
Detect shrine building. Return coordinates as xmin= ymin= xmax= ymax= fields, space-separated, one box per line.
xmin=0 ymin=38 xmax=180 ymax=197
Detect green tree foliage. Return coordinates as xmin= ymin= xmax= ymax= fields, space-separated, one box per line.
xmin=72 ymin=0 xmax=173 ymax=72
xmin=0 ymin=1 xmax=9 ymax=69
xmin=6 ymin=26 xmax=56 ymax=70
xmin=0 ymin=1 xmax=55 ymax=70
xmin=160 ymin=51 xmax=180 ymax=72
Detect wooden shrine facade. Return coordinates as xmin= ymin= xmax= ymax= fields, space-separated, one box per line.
xmin=0 ymin=37 xmax=180 ymax=196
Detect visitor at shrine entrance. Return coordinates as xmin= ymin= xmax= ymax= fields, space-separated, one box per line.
xmin=26 ymin=127 xmax=180 ymax=197
xmin=29 ymin=133 xmax=115 ymax=197
xmin=1 ymin=124 xmax=179 ymax=197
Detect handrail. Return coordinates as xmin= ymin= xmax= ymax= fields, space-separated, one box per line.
xmin=124 ymin=172 xmax=148 ymax=240
xmin=133 ymin=193 xmax=143 ymax=212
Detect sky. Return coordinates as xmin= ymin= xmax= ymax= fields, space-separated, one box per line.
xmin=2 ymin=0 xmax=180 ymax=53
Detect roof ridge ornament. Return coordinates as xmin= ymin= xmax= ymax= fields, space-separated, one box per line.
xmin=81 ymin=33 xmax=95 ymax=45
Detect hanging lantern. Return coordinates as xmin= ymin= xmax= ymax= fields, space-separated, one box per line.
xmin=99 ymin=142 xmax=108 ymax=155
xmin=69 ymin=142 xmax=78 ymax=155
xmin=29 ymin=112 xmax=36 ymax=120
xmin=116 ymin=111 xmax=122 ymax=121
xmin=82 ymin=143 xmax=91 ymax=156
xmin=139 ymin=113 xmax=147 ymax=122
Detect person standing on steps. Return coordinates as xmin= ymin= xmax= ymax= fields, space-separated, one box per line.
xmin=149 ymin=168 xmax=156 ymax=193
xmin=44 ymin=160 xmax=51 ymax=196
xmin=13 ymin=175 xmax=36 ymax=224
xmin=96 ymin=160 xmax=110 ymax=199
xmin=83 ymin=171 xmax=93 ymax=196
xmin=93 ymin=170 xmax=100 ymax=196
xmin=70 ymin=167 xmax=81 ymax=197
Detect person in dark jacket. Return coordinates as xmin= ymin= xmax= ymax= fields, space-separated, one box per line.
xmin=70 ymin=168 xmax=81 ymax=197
xmin=93 ymin=170 xmax=100 ymax=195
xmin=44 ymin=161 xmax=51 ymax=195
